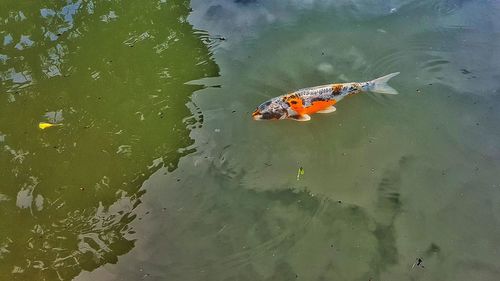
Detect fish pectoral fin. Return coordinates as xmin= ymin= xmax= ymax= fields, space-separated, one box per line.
xmin=317 ymin=106 xmax=336 ymax=114
xmin=290 ymin=114 xmax=311 ymax=122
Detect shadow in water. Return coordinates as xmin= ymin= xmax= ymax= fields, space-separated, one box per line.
xmin=90 ymin=153 xmax=412 ymax=281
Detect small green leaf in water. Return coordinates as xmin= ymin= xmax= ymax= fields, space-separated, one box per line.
xmin=297 ymin=167 xmax=304 ymax=180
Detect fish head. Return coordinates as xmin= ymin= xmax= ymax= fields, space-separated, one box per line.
xmin=252 ymin=97 xmax=289 ymax=120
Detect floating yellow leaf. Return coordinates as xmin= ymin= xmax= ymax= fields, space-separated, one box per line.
xmin=38 ymin=122 xmax=62 ymax=130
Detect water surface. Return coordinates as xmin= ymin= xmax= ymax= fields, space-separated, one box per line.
xmin=1 ymin=0 xmax=218 ymax=279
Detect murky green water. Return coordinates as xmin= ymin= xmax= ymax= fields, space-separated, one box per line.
xmin=2 ymin=0 xmax=500 ymax=280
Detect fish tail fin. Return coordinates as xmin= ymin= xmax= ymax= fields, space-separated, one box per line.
xmin=370 ymin=72 xmax=400 ymax=95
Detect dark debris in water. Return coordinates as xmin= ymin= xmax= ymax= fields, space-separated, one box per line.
xmin=234 ymin=0 xmax=257 ymax=5
xmin=460 ymin=68 xmax=471 ymax=74
xmin=412 ymin=257 xmax=425 ymax=269
xmin=460 ymin=68 xmax=477 ymax=79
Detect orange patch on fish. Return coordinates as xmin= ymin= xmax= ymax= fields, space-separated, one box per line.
xmin=287 ymin=96 xmax=337 ymax=115
xmin=287 ymin=97 xmax=305 ymax=113
xmin=303 ymin=100 xmax=336 ymax=114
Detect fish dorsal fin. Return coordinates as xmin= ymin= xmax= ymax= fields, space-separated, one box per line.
xmin=290 ymin=114 xmax=311 ymax=122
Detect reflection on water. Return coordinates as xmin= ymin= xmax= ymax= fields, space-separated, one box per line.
xmin=0 ymin=0 xmax=218 ymax=280
xmin=2 ymin=0 xmax=500 ymax=280
xmin=77 ymin=0 xmax=500 ymax=280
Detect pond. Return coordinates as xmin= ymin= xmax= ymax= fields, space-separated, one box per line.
xmin=1 ymin=0 xmax=500 ymax=280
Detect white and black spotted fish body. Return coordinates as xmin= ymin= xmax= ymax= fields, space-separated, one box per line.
xmin=252 ymin=72 xmax=399 ymax=121
xmin=292 ymin=81 xmax=373 ymax=104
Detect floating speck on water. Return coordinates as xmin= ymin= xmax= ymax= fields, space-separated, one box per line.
xmin=460 ymin=68 xmax=471 ymax=74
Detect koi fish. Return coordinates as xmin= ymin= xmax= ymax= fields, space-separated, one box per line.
xmin=252 ymin=72 xmax=400 ymax=121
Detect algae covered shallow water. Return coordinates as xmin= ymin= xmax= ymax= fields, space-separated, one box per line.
xmin=1 ymin=0 xmax=500 ymax=280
